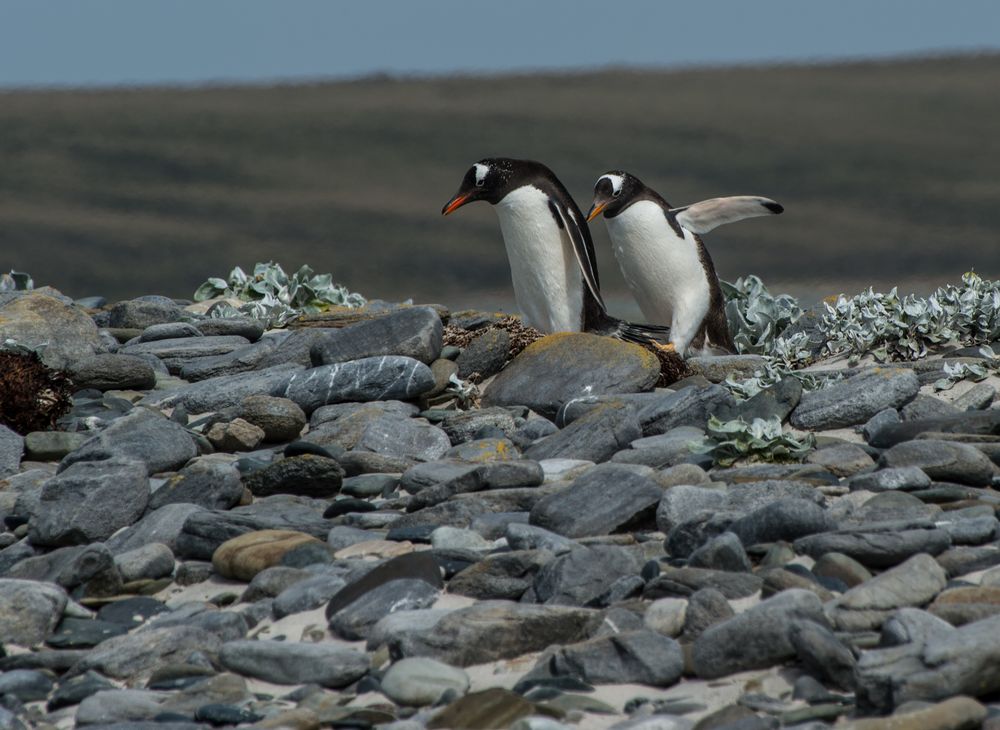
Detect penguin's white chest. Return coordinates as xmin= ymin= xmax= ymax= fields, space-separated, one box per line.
xmin=494 ymin=186 xmax=584 ymax=333
xmin=604 ymin=200 xmax=711 ymax=353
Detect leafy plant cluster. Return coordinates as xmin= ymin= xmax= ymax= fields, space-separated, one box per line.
xmin=932 ymin=347 xmax=999 ymax=391
xmin=194 ymin=262 xmax=366 ymax=328
xmin=694 ymin=415 xmax=816 ymax=467
xmin=817 ymin=273 xmax=1000 ymax=363
xmin=720 ymin=272 xmax=1000 ymax=397
xmin=722 ymin=275 xmax=807 ymax=364
xmin=725 ymin=272 xmax=1000 ymax=365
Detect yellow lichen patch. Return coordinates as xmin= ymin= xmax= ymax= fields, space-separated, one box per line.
xmin=459 ymin=439 xmax=514 ymax=463
xmin=521 ymin=332 xmax=659 ymax=371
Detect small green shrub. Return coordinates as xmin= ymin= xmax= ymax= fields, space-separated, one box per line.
xmin=721 ymin=272 xmax=1000 ymax=397
xmin=693 ymin=415 xmax=816 ymax=467
xmin=194 ymin=262 xmax=366 ymax=328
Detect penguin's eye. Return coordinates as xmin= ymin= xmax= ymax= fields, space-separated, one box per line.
xmin=475 ymin=179 xmax=485 ymax=187
xmin=612 ymin=189 xmax=621 ymax=198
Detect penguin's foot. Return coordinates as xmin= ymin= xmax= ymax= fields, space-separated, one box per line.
xmin=651 ymin=341 xmax=677 ymax=354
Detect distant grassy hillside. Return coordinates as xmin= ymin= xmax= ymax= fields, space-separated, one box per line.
xmin=1 ymin=54 xmax=998 ymax=309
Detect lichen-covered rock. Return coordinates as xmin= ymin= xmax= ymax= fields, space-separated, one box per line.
xmin=236 ymin=395 xmax=307 ymax=442
xmin=0 ymin=293 xmax=102 ymax=369
xmin=483 ymin=333 xmax=660 ymax=419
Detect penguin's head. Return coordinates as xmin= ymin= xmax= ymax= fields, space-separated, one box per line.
xmin=441 ymin=158 xmax=526 ymax=214
xmin=587 ymin=171 xmax=641 ymax=220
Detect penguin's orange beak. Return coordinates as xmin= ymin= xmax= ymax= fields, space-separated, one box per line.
xmin=442 ymin=194 xmax=471 ymax=216
xmin=586 ymin=202 xmax=607 ymax=222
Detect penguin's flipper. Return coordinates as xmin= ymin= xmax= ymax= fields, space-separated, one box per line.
xmin=549 ymin=198 xmax=607 ymax=311
xmin=671 ymin=196 xmax=783 ymax=234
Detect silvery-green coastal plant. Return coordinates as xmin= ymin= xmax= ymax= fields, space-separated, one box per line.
xmin=444 ymin=373 xmax=481 ymax=409
xmin=693 ymin=415 xmax=817 ymax=468
xmin=720 ymin=271 xmax=1000 ymax=396
xmin=194 ymin=262 xmax=366 ymax=328
xmin=932 ymin=347 xmax=999 ymax=391
xmin=722 ymin=275 xmax=804 ymax=358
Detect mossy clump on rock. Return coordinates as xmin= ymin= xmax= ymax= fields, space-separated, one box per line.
xmin=0 ymin=347 xmax=75 ymax=434
xmin=443 ymin=315 xmax=543 ymax=360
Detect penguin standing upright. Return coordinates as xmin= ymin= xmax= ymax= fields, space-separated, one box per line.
xmin=587 ymin=171 xmax=783 ymax=357
xmin=442 ymin=158 xmax=669 ymax=343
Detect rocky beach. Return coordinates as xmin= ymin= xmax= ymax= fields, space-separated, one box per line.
xmin=2 ymin=279 xmax=1000 ymax=730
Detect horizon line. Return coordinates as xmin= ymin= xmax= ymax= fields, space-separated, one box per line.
xmin=1 ymin=47 xmax=997 ymax=95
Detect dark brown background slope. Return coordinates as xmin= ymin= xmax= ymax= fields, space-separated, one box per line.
xmin=1 ymin=54 xmax=998 ymax=310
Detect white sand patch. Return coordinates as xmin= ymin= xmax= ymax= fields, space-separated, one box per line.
xmin=156 ymin=575 xmax=246 ymax=607
xmin=334 ymin=539 xmax=415 ymax=560
xmin=465 ymin=654 xmax=539 ymax=693
xmin=247 ymin=605 xmax=349 ymax=645
xmin=809 ymin=426 xmax=866 ymax=444
xmin=456 ymin=636 xmax=801 ymax=728
xmin=433 ymin=592 xmax=479 ymax=610
xmin=936 ymin=371 xmax=1000 ymax=402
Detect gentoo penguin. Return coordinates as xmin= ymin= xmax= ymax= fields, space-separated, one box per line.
xmin=442 ymin=158 xmax=670 ymax=343
xmin=587 ymin=171 xmax=783 ymax=357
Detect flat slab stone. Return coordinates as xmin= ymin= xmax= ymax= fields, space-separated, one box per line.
xmin=827 ymin=553 xmax=948 ymax=631
xmin=524 ymin=401 xmax=641 ymax=464
xmin=794 ymin=523 xmax=952 ymax=569
xmin=388 ymin=600 xmax=602 ymax=666
xmin=219 ymin=639 xmax=367 ymax=687
xmin=482 ymin=333 xmax=660 ymax=419
xmin=530 ymin=463 xmax=661 ymax=538
xmin=879 ymin=439 xmax=997 ymax=486
xmin=790 ymin=367 xmax=920 ymax=430
xmin=280 ymin=356 xmax=435 ymax=413
xmin=310 ymin=306 xmax=443 ymax=365
xmin=140 ymin=364 xmax=303 ymax=413
xmin=60 ymin=407 xmax=198 ymax=475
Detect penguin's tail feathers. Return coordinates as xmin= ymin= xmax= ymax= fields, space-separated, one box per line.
xmin=589 ymin=311 xmax=672 ymax=346
xmin=615 ymin=320 xmax=673 ymax=346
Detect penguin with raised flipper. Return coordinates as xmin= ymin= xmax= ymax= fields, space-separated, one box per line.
xmin=587 ymin=170 xmax=783 ymax=356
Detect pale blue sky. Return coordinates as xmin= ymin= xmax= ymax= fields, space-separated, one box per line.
xmin=1 ymin=0 xmax=998 ymax=87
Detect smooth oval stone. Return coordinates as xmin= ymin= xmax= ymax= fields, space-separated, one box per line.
xmin=212 ymin=530 xmax=325 ymax=581
xmin=380 ymin=657 xmax=470 ymax=706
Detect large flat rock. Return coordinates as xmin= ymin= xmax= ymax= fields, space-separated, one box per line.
xmin=483 ymin=333 xmax=659 ymax=419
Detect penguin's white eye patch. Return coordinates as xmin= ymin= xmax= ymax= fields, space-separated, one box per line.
xmin=474 ymin=163 xmax=490 ymax=187
xmin=599 ymin=173 xmax=625 ymax=197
